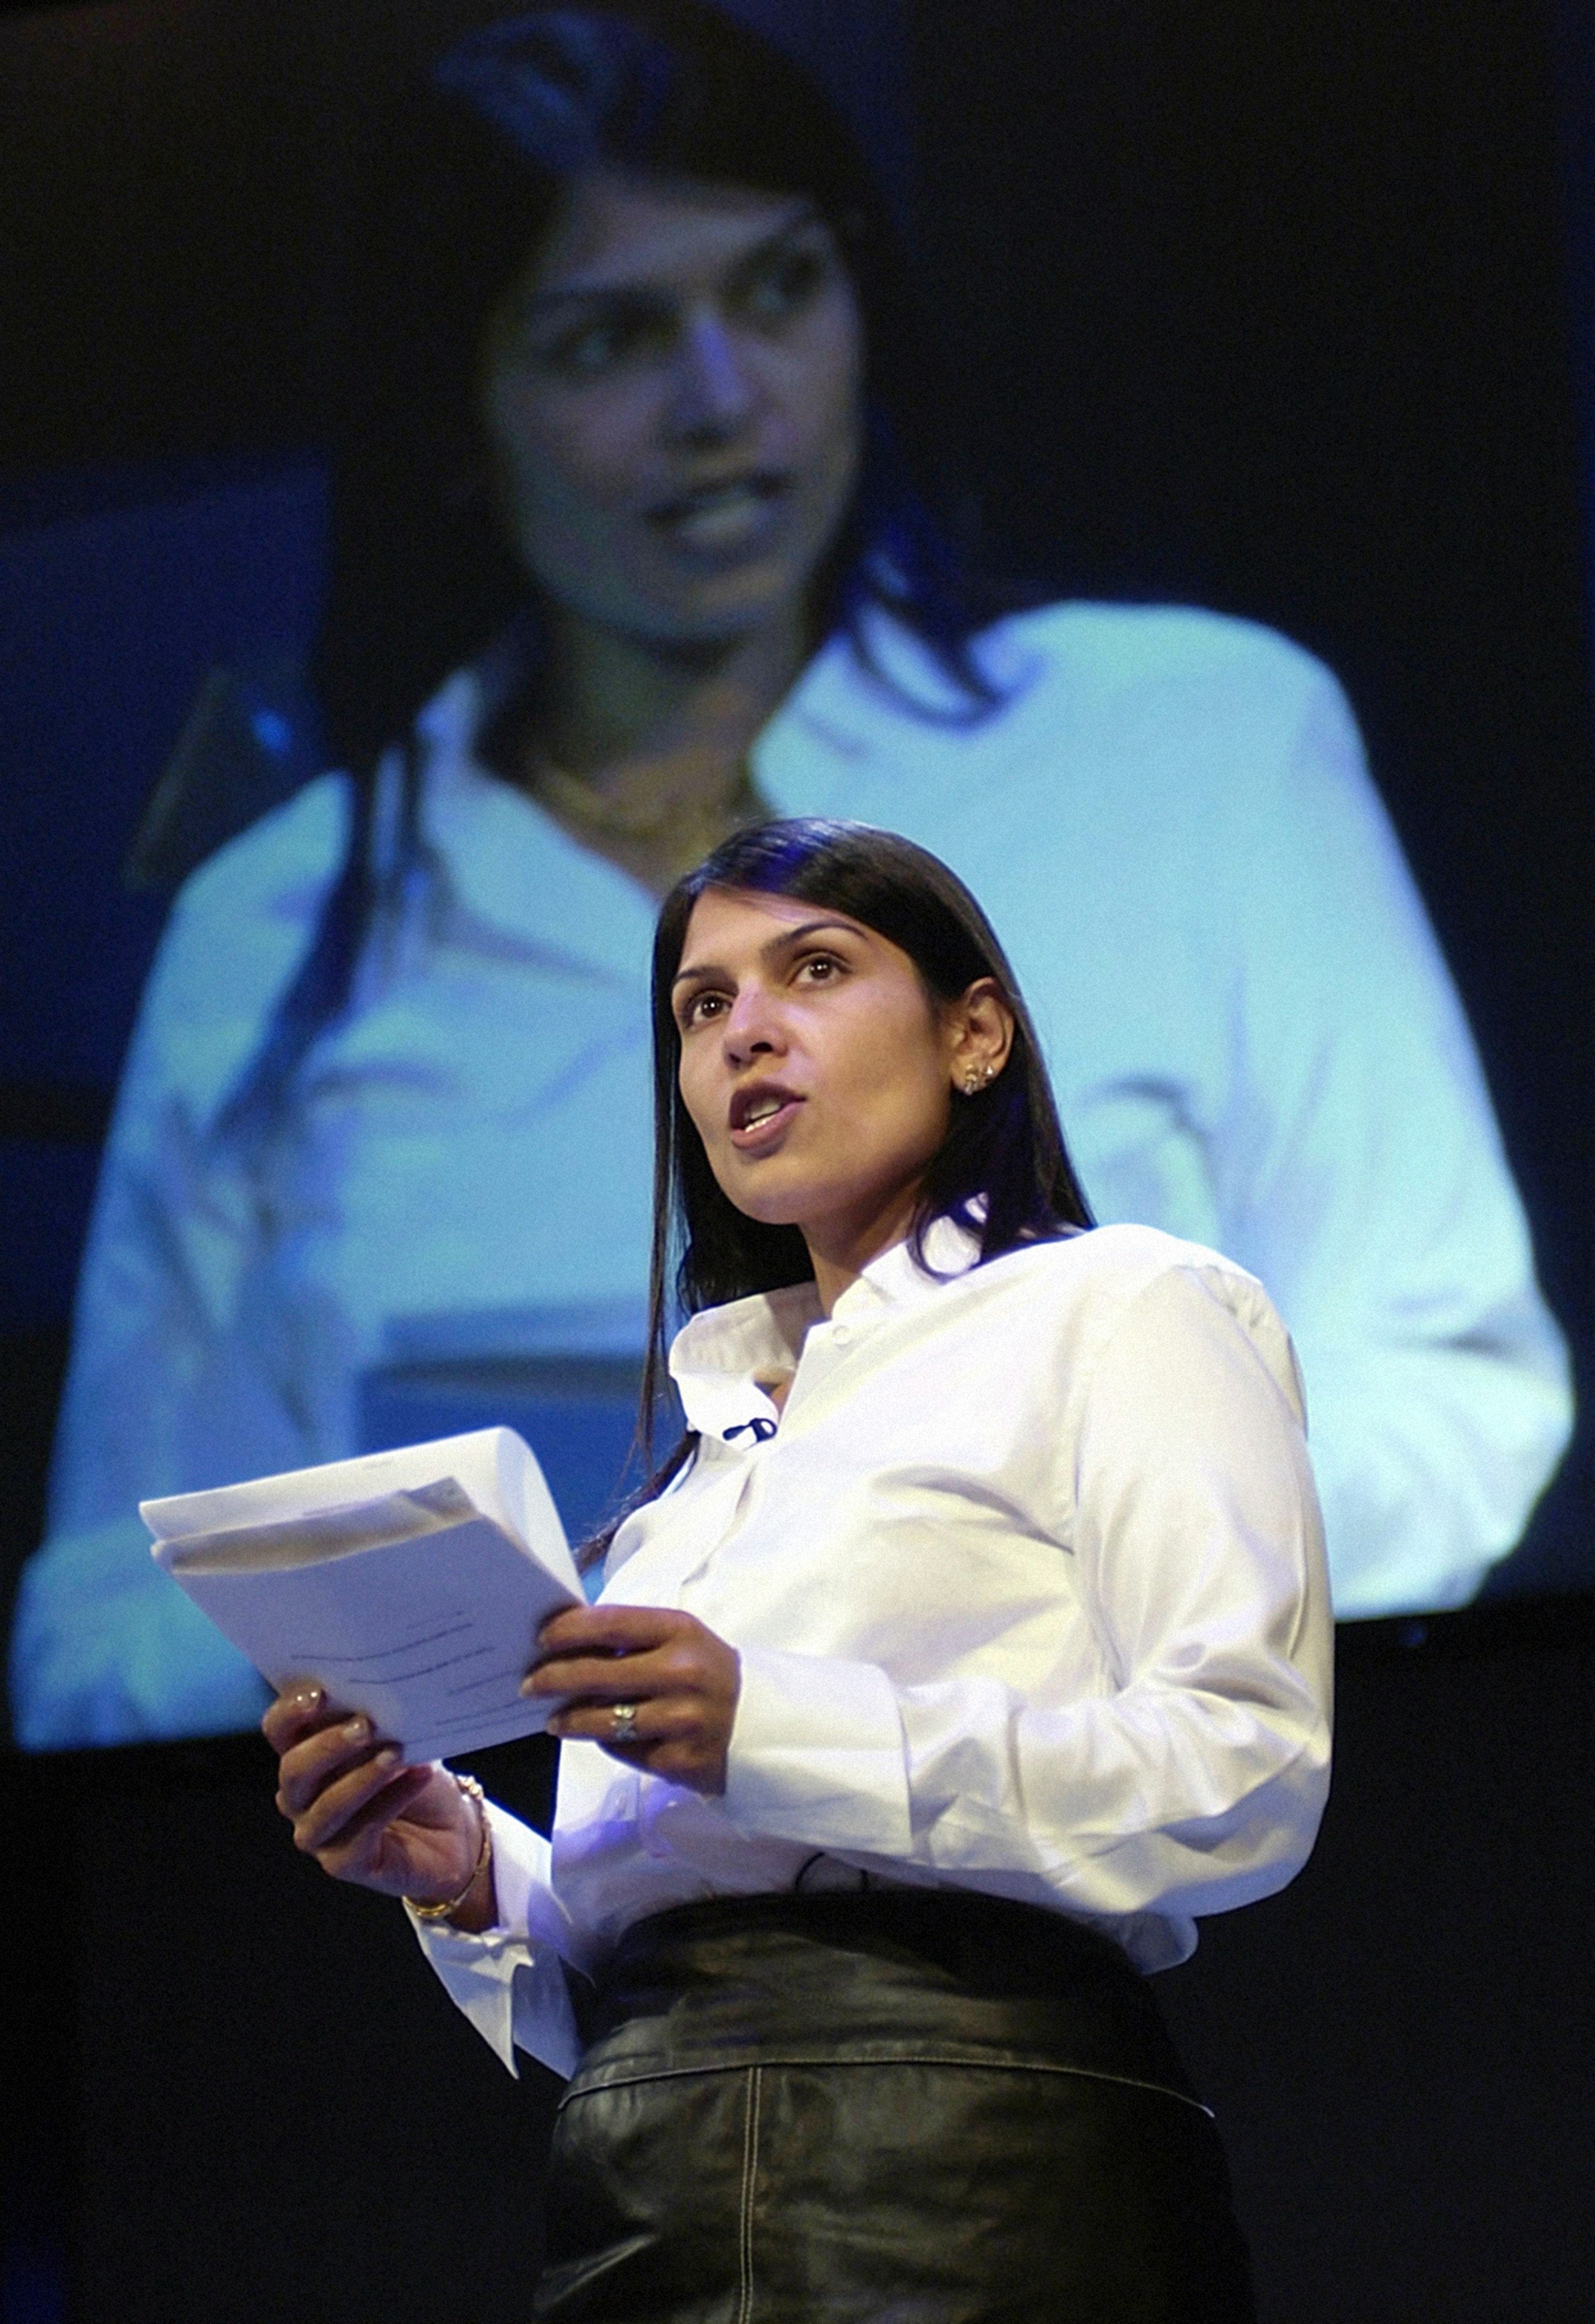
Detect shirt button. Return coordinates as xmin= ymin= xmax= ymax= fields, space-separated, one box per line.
xmin=832 ymin=1324 xmax=851 ymax=1345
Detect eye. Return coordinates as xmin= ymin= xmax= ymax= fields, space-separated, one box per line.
xmin=795 ymin=952 xmax=845 ymax=986
xmin=548 ymin=321 xmax=638 ymax=377
xmin=678 ymin=989 xmax=728 ymax=1030
xmin=736 ymin=242 xmax=832 ymax=327
xmin=527 ymin=303 xmax=674 ymax=381
xmin=551 ymin=324 xmax=625 ymax=377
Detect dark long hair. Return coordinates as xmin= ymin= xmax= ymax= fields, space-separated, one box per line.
xmin=219 ymin=2 xmax=1009 ymax=1143
xmin=582 ymin=817 xmax=1093 ymax=1562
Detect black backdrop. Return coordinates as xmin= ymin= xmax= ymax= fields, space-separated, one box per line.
xmin=7 ymin=1608 xmax=1592 ymax=2322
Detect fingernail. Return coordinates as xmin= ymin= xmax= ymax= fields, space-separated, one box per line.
xmin=290 ymin=1684 xmax=323 ymax=1711
xmin=519 ymin=1674 xmax=543 ymax=1697
xmin=344 ymin=1715 xmax=370 ymax=1742
xmin=375 ymin=1745 xmax=400 ymax=1767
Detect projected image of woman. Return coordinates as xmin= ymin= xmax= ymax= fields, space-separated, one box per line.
xmin=266 ymin=816 xmax=1334 ymax=2321
xmin=9 ymin=1 xmax=1570 ymax=1746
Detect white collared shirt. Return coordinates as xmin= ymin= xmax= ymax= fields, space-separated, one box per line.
xmin=417 ymin=1219 xmax=1332 ymax=2080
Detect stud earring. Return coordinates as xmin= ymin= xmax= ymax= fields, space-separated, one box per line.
xmin=962 ymin=1063 xmax=995 ymax=1096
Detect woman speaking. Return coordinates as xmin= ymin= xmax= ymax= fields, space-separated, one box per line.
xmin=267 ymin=819 xmax=1331 ymax=2321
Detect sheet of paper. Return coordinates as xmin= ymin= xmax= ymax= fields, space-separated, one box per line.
xmin=142 ymin=1426 xmax=583 ymax=1597
xmin=166 ymin=1512 xmax=577 ymax=1759
xmin=140 ymin=1428 xmax=585 ymax=1758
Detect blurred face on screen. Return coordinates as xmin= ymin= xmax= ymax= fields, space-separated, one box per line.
xmin=479 ymin=169 xmax=864 ymax=649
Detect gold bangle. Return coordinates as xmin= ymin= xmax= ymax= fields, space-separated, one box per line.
xmin=410 ymin=1773 xmax=492 ymax=1923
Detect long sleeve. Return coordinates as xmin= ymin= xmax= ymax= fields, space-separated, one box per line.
xmin=8 ymin=785 xmax=350 ymax=1748
xmin=1207 ymin=662 xmax=1572 ymax=1615
xmin=720 ymin=1265 xmax=1331 ymax=1928
xmin=407 ymin=1804 xmax=587 ymax=2081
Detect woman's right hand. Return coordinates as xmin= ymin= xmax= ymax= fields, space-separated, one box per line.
xmin=263 ymin=1685 xmax=492 ymax=1924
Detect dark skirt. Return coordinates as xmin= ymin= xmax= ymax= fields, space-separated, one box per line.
xmin=534 ymin=1889 xmax=1254 ymax=2323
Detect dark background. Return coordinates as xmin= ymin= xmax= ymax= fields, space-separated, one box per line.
xmin=7 ymin=1611 xmax=1591 ymax=2323
xmin=2 ymin=1 xmax=1592 ymax=2316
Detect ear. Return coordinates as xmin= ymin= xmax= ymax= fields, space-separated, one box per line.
xmin=947 ymin=979 xmax=1015 ymax=1096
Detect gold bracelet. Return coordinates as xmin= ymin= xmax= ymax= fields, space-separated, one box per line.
xmin=410 ymin=1773 xmax=492 ymax=1923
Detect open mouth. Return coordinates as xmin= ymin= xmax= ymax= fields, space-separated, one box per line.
xmin=648 ymin=473 xmax=788 ymax=551
xmin=729 ymin=1083 xmax=804 ymax=1151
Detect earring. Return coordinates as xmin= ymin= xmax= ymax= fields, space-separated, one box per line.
xmin=962 ymin=1063 xmax=995 ymax=1096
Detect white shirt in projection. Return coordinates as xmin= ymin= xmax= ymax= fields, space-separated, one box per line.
xmin=9 ymin=601 xmax=1572 ymax=1746
xmin=413 ymin=1222 xmax=1334 ymax=2082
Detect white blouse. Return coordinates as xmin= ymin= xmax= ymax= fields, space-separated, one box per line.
xmin=417 ymin=1219 xmax=1333 ymax=2081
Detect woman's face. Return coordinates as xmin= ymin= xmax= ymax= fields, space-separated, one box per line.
xmin=673 ymin=888 xmax=991 ymax=1274
xmin=481 ymin=169 xmax=866 ymax=647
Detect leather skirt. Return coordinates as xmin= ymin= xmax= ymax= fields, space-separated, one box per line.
xmin=534 ymin=1889 xmax=1254 ymax=2322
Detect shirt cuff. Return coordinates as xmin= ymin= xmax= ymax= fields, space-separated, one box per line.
xmin=721 ymin=1646 xmax=912 ymax=1858
xmin=479 ymin=1803 xmax=576 ymax=1955
xmin=406 ymin=1804 xmax=583 ymax=2080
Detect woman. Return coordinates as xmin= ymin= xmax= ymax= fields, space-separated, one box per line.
xmin=11 ymin=1 xmax=1567 ymax=1748
xmin=268 ymin=818 xmax=1332 ymax=2319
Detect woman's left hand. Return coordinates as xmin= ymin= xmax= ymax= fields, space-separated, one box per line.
xmin=524 ymin=1605 xmax=740 ymax=1796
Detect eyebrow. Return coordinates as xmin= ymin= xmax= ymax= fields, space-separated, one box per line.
xmin=671 ymin=917 xmax=863 ymax=992
xmin=517 ymin=202 xmax=826 ymax=322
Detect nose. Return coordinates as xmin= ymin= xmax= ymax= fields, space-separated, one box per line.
xmin=721 ymin=979 xmax=785 ymax=1068
xmin=668 ymin=309 xmax=759 ymax=444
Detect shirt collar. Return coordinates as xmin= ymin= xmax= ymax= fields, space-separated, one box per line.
xmin=408 ymin=649 xmax=875 ymax=982
xmin=412 ymin=610 xmax=980 ymax=961
xmin=398 ymin=611 xmax=1040 ymax=1021
xmin=413 ymin=671 xmax=657 ymax=987
xmin=668 ymin=1213 xmax=984 ymax=1440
